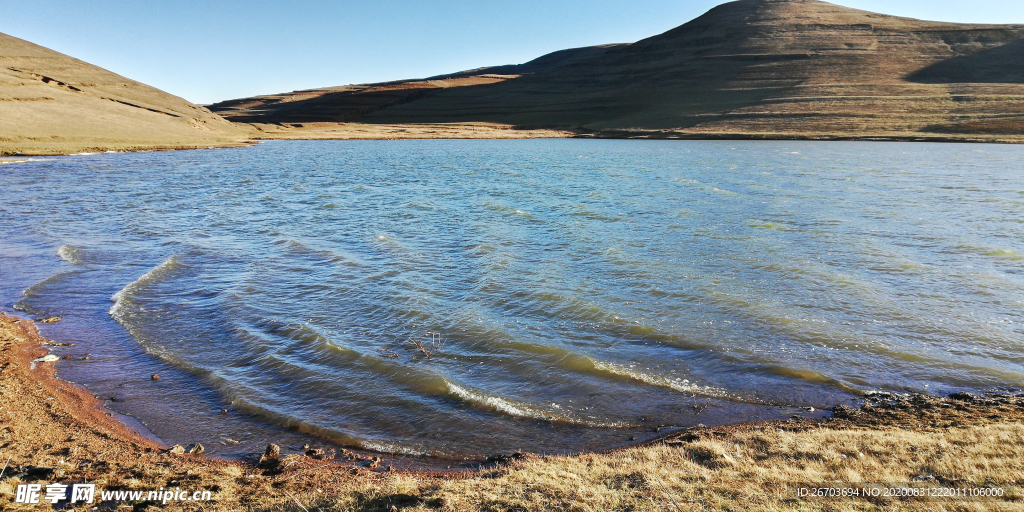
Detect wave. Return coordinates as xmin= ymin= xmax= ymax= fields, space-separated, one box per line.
xmin=273 ymin=238 xmax=364 ymax=266
xmin=15 ymin=270 xmax=84 ymax=315
xmin=954 ymin=245 xmax=1024 ymax=261
xmin=356 ymin=439 xmax=429 ymax=457
xmin=483 ymin=201 xmax=540 ymax=221
xmin=445 ymin=381 xmax=631 ymax=428
xmin=762 ymin=366 xmax=863 ymax=395
xmin=590 ymin=360 xmax=730 ymax=398
xmin=109 ymin=256 xmax=181 ymax=320
xmin=205 ymin=388 xmax=438 ymax=456
xmin=440 ymin=311 xmax=731 ymax=400
xmin=57 ymin=245 xmax=84 ymax=265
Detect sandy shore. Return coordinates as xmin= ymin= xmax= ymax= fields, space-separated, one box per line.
xmin=0 ymin=141 xmax=259 ymax=158
xmin=234 ymin=122 xmax=1024 ymax=145
xmin=4 ymin=124 xmax=1023 ymax=158
xmin=2 ymin=313 xmax=1023 ymax=511
xmin=576 ymin=128 xmax=1024 ymax=145
xmin=211 ymin=123 xmax=1024 ymax=146
xmin=245 ymin=122 xmax=577 ymax=141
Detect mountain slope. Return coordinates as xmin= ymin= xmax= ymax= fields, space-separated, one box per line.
xmin=213 ymin=0 xmax=1024 ymax=141
xmin=0 ymin=32 xmax=249 ymax=156
xmin=205 ymin=44 xmax=627 ymax=125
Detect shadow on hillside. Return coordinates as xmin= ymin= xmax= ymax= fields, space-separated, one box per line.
xmin=907 ymin=39 xmax=1024 ymax=84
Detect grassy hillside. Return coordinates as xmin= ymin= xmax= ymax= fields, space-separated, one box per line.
xmin=0 ymin=32 xmax=250 ymax=156
xmin=211 ymin=0 xmax=1024 ymax=141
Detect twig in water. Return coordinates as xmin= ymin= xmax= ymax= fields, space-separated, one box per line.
xmin=377 ymin=347 xmax=401 ymax=359
xmin=407 ymin=332 xmax=445 ymax=359
xmin=430 ymin=331 xmax=445 ymax=356
xmin=691 ymin=394 xmax=708 ymax=413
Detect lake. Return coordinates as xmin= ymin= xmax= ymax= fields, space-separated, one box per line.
xmin=1 ymin=139 xmax=1022 ymax=460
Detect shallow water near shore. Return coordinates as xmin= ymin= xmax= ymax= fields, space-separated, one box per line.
xmin=1 ymin=139 xmax=1022 ymax=459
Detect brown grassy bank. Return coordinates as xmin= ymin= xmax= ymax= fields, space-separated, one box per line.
xmin=241 ymin=122 xmax=1024 ymax=144
xmin=0 ymin=32 xmax=253 ymax=157
xmin=2 ymin=313 xmax=1023 ymax=511
xmin=246 ymin=122 xmax=576 ymax=141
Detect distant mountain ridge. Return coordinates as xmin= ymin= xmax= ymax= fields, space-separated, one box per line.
xmin=425 ymin=44 xmax=629 ymax=80
xmin=211 ymin=0 xmax=1024 ymax=141
xmin=5 ymin=0 xmax=1024 ymax=152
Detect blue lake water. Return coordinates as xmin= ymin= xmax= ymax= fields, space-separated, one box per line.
xmin=1 ymin=139 xmax=1022 ymax=459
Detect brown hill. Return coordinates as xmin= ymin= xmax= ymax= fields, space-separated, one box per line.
xmin=0 ymin=32 xmax=250 ymax=156
xmin=211 ymin=0 xmax=1024 ymax=141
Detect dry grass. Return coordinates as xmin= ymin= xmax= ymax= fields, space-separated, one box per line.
xmin=245 ymin=122 xmax=575 ymax=140
xmin=273 ymin=423 xmax=1024 ymax=512
xmin=0 ymin=32 xmax=252 ymax=156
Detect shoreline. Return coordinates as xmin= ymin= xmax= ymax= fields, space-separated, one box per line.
xmin=0 ymin=313 xmax=164 ymax=450
xmin=0 ymin=141 xmax=255 ymax=159
xmin=3 ymin=316 xmax=1024 ymax=510
xmin=3 ymin=123 xmax=1024 ymax=158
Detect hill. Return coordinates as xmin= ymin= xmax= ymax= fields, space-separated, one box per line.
xmin=202 ymin=44 xmax=627 ymax=127
xmin=0 ymin=32 xmax=250 ymax=156
xmin=210 ymin=0 xmax=1024 ymax=142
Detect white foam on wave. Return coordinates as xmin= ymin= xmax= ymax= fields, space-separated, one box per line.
xmin=357 ymin=439 xmax=428 ymax=457
xmin=447 ymin=382 xmax=546 ymax=419
xmin=592 ymin=360 xmax=728 ymax=398
xmin=109 ymin=256 xmax=181 ymax=320
xmin=57 ymin=245 xmax=82 ymax=265
xmin=445 ymin=381 xmax=630 ymax=428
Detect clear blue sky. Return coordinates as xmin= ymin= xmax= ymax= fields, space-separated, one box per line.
xmin=3 ymin=0 xmax=1023 ymax=105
